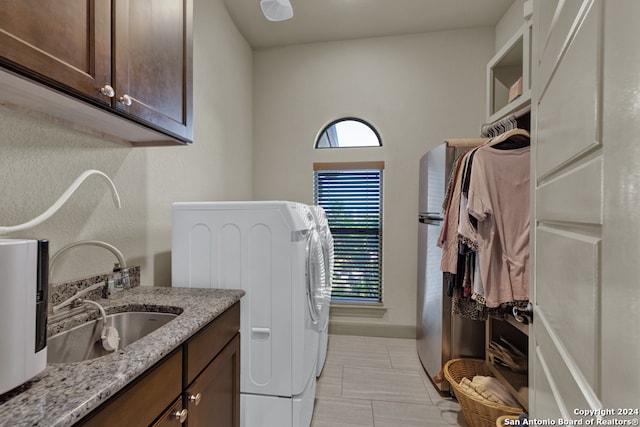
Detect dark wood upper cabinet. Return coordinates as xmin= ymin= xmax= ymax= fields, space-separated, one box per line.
xmin=0 ymin=0 xmax=193 ymax=145
xmin=0 ymin=0 xmax=112 ymax=104
xmin=113 ymin=0 xmax=193 ymax=141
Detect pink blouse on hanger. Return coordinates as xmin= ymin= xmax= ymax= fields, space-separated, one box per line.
xmin=467 ymin=145 xmax=530 ymax=308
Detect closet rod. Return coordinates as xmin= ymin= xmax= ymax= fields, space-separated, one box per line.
xmin=512 ymin=104 xmax=531 ymax=119
xmin=445 ymin=138 xmax=489 ymax=147
xmin=445 ymin=105 xmax=532 ymax=145
xmin=481 ymin=104 xmax=532 ymax=137
xmin=484 ymin=105 xmax=531 ymax=129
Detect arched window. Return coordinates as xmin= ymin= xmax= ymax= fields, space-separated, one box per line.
xmin=315 ymin=118 xmax=382 ymax=148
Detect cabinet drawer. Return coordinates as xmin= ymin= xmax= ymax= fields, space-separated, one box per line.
xmin=186 ymin=302 xmax=240 ymax=384
xmin=79 ymin=349 xmax=182 ymax=426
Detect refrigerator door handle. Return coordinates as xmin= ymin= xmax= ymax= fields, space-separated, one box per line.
xmin=419 ymin=217 xmax=443 ymax=225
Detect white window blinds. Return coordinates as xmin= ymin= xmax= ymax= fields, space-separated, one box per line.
xmin=313 ymin=162 xmax=383 ymax=302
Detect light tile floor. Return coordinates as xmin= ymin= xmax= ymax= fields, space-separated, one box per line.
xmin=311 ymin=334 xmax=468 ymax=427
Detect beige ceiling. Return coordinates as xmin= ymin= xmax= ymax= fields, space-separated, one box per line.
xmin=223 ymin=0 xmax=515 ymax=49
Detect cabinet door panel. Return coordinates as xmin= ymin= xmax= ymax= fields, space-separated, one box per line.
xmin=187 ymin=302 xmax=240 ymax=384
xmin=186 ymin=334 xmax=240 ymax=427
xmin=79 ymin=349 xmax=183 ymax=426
xmin=114 ymin=0 xmax=193 ymax=140
xmin=0 ymin=0 xmax=111 ymax=103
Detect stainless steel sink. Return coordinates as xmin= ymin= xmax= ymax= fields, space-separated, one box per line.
xmin=47 ymin=311 xmax=178 ymax=364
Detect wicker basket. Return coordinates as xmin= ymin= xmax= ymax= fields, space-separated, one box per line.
xmin=444 ymin=358 xmax=522 ymax=427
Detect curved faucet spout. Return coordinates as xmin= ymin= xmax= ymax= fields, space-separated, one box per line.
xmin=0 ymin=170 xmax=121 ymax=235
xmin=49 ymin=240 xmax=126 ymax=317
xmin=49 ymin=240 xmax=126 ymax=282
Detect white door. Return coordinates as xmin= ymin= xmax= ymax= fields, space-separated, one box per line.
xmin=531 ymin=0 xmax=640 ymax=419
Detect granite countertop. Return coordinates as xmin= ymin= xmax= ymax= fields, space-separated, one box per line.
xmin=0 ymin=287 xmax=244 ymax=427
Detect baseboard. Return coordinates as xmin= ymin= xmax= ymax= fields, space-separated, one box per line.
xmin=328 ymin=320 xmax=416 ymax=339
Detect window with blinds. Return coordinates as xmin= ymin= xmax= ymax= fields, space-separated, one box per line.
xmin=313 ymin=162 xmax=383 ymax=303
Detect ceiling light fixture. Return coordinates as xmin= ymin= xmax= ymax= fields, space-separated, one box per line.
xmin=260 ymin=0 xmax=293 ymax=22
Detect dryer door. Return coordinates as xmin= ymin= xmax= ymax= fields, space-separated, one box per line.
xmin=306 ymin=229 xmax=326 ymax=326
xmin=317 ymin=231 xmax=333 ymax=328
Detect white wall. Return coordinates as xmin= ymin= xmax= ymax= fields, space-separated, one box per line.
xmin=495 ymin=0 xmax=526 ymax=50
xmin=252 ymin=28 xmax=495 ymax=336
xmin=0 ymin=0 xmax=253 ymax=286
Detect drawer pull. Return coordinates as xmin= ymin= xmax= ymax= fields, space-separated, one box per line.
xmin=188 ymin=392 xmax=202 ymax=406
xmin=172 ymin=409 xmax=188 ymax=424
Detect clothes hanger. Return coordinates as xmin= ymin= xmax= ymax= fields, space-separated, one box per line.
xmin=486 ymin=127 xmax=530 ymax=146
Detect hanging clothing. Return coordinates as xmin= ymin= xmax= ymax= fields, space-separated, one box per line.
xmin=437 ymin=152 xmax=468 ymax=274
xmin=458 ymin=146 xmax=481 ymax=250
xmin=467 ymin=145 xmax=530 ymax=308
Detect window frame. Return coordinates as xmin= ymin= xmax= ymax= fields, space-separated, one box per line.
xmin=314 ymin=117 xmax=382 ymax=149
xmin=313 ymin=161 xmax=384 ymax=304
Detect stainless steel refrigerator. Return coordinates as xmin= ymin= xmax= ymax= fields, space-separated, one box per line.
xmin=416 ymin=142 xmax=485 ymax=393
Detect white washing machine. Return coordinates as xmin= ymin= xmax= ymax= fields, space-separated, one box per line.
xmin=171 ymin=201 xmax=325 ymax=427
xmin=308 ymin=205 xmax=333 ymax=377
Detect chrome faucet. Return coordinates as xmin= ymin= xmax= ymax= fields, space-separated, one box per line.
xmin=49 ymin=240 xmax=126 ymax=316
xmin=49 ymin=240 xmax=126 ymax=281
xmin=48 ymin=240 xmax=127 ymax=353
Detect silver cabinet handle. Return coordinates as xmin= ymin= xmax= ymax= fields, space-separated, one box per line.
xmin=188 ymin=392 xmax=202 ymax=406
xmin=172 ymin=409 xmax=188 ymax=424
xmin=119 ymin=94 xmax=133 ymax=106
xmin=100 ymin=85 xmax=115 ymax=98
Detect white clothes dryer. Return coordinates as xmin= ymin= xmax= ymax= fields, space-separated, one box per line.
xmin=171 ymin=201 xmax=325 ymax=427
xmin=308 ymin=205 xmax=334 ymax=377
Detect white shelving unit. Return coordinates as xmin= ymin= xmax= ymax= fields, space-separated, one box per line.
xmin=486 ymin=316 xmax=529 ymax=411
xmin=482 ymin=12 xmax=534 ymax=412
xmin=486 ymin=21 xmax=532 ymax=123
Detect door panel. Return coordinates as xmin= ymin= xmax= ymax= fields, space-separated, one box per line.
xmin=535 ymin=318 xmax=593 ymax=413
xmin=0 ymin=0 xmax=111 ymax=103
xmin=537 ymin=0 xmax=586 ymax=95
xmin=536 ymin=227 xmax=599 ymax=387
xmin=533 ymin=351 xmax=563 ymax=419
xmin=536 ymin=157 xmax=602 ymax=224
xmin=531 ymin=0 xmax=603 ymax=418
xmin=534 ymin=0 xmax=640 ymax=417
xmin=186 ymin=334 xmax=240 ymax=427
xmin=113 ymin=0 xmax=193 ymax=139
xmin=536 ymin=4 xmax=600 ymax=178
xmin=416 ymin=221 xmax=446 ymax=385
